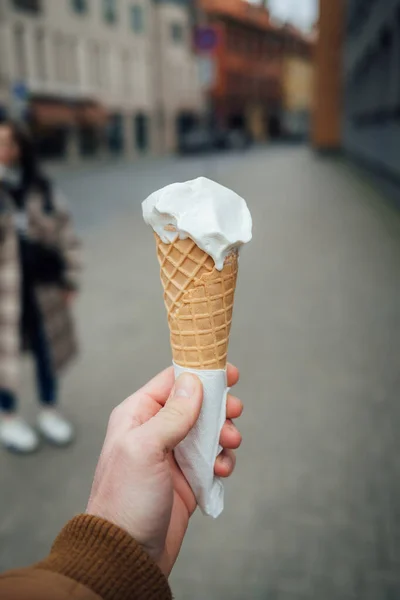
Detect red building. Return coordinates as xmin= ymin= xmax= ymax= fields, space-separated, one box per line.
xmin=199 ymin=0 xmax=285 ymax=140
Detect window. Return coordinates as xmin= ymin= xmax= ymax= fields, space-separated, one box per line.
xmin=12 ymin=0 xmax=41 ymax=13
xmin=66 ymin=37 xmax=79 ymax=84
xmin=103 ymin=0 xmax=117 ymax=24
xmin=71 ymin=0 xmax=87 ymax=14
xmin=171 ymin=22 xmax=184 ymax=44
xmin=53 ymin=34 xmax=78 ymax=85
xmin=134 ymin=113 xmax=149 ymax=151
xmin=91 ymin=42 xmax=102 ymax=87
xmin=53 ymin=33 xmax=67 ymax=83
xmin=34 ymin=28 xmax=47 ymax=81
xmin=121 ymin=49 xmax=131 ymax=94
xmin=230 ymin=26 xmax=244 ymax=54
xmin=130 ymin=4 xmax=144 ymax=33
xmin=378 ymin=29 xmax=392 ymax=113
xmin=107 ymin=113 xmax=124 ymax=154
xmin=13 ymin=25 xmax=27 ymax=79
xmin=100 ymin=45 xmax=110 ymax=89
xmin=249 ymin=32 xmax=258 ymax=56
xmin=0 ymin=28 xmax=6 ymax=84
xmin=227 ymin=25 xmax=235 ymax=51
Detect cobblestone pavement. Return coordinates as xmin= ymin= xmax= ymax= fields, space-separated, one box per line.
xmin=1 ymin=147 xmax=400 ymax=599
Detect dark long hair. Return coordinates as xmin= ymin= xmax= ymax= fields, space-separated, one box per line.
xmin=0 ymin=119 xmax=42 ymax=185
xmin=0 ymin=119 xmax=53 ymax=210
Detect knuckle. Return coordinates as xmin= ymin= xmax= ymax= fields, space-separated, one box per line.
xmin=107 ymin=393 xmax=139 ymax=431
xmin=164 ymin=401 xmax=187 ymax=422
xmin=107 ymin=405 xmax=123 ymax=430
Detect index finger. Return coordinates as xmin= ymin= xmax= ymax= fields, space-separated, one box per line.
xmin=138 ymin=366 xmax=175 ymax=406
xmin=109 ymin=367 xmax=175 ymax=431
xmin=138 ymin=362 xmax=239 ymax=407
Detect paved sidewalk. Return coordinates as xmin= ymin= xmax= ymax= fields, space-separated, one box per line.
xmin=1 ymin=147 xmax=400 ymax=599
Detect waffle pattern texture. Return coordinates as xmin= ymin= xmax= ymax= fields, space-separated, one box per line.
xmin=155 ymin=234 xmax=238 ymax=369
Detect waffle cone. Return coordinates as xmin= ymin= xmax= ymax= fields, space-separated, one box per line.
xmin=155 ymin=234 xmax=238 ymax=369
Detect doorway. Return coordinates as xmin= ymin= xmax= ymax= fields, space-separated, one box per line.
xmin=135 ymin=113 xmax=149 ymax=152
xmin=107 ymin=113 xmax=124 ymax=154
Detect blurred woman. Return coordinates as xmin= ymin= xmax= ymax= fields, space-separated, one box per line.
xmin=0 ymin=120 xmax=80 ymax=453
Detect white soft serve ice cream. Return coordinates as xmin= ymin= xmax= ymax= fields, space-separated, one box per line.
xmin=142 ymin=176 xmax=252 ymax=269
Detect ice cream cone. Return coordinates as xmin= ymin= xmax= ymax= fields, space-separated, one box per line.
xmin=155 ymin=233 xmax=238 ymax=370
xmin=143 ymin=177 xmax=251 ymax=517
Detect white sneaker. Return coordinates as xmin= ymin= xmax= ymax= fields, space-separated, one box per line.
xmin=37 ymin=409 xmax=74 ymax=446
xmin=0 ymin=416 xmax=39 ymax=454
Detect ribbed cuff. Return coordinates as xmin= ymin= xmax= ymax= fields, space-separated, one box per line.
xmin=35 ymin=515 xmax=172 ymax=600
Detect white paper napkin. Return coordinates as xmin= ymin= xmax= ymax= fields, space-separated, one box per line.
xmin=173 ymin=363 xmax=227 ymax=518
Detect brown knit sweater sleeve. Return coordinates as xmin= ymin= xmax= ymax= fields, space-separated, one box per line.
xmin=34 ymin=514 xmax=172 ymax=600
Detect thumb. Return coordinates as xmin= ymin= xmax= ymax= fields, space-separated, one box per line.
xmin=144 ymin=373 xmax=203 ymax=453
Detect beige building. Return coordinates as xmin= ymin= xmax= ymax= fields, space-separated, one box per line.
xmin=283 ymin=57 xmax=313 ymax=112
xmin=153 ymin=0 xmax=203 ymax=152
xmin=281 ymin=26 xmax=315 ymax=139
xmin=0 ymin=0 xmax=204 ymax=159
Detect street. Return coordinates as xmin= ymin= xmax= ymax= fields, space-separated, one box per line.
xmin=2 ymin=146 xmax=400 ymax=599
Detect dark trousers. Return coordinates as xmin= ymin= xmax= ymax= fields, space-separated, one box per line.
xmin=0 ymin=297 xmax=57 ymax=414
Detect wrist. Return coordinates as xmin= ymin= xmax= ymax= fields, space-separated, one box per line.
xmin=35 ymin=514 xmax=171 ymax=600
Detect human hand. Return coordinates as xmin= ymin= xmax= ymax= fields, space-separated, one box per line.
xmin=86 ymin=365 xmax=243 ymax=576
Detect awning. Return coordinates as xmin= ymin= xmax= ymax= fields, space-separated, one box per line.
xmin=76 ymin=103 xmax=109 ymax=127
xmin=31 ymin=101 xmax=76 ymax=127
xmin=30 ymin=99 xmax=108 ymax=128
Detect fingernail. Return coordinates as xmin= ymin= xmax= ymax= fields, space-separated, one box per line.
xmin=175 ymin=373 xmax=195 ymax=398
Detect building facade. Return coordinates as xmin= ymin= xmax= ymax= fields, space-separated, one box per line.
xmin=199 ymin=0 xmax=283 ymax=141
xmin=198 ymin=0 xmax=314 ymax=142
xmin=153 ymin=0 xmax=204 ymax=153
xmin=281 ymin=25 xmax=314 ymax=140
xmin=343 ymin=0 xmax=400 ymax=178
xmin=0 ymin=0 xmax=204 ymax=159
xmin=311 ymin=0 xmax=344 ymax=150
xmin=312 ymin=0 xmax=400 ymax=187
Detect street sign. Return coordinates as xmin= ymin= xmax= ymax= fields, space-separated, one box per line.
xmin=10 ymin=80 xmax=29 ymax=120
xmin=194 ymin=27 xmax=218 ymax=53
xmin=12 ymin=80 xmax=29 ymax=102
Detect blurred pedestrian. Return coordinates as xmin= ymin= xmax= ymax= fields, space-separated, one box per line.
xmin=0 ymin=367 xmax=243 ymax=599
xmin=0 ymin=119 xmax=81 ymax=453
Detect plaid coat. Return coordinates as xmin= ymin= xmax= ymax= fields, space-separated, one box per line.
xmin=0 ymin=185 xmax=81 ymax=394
